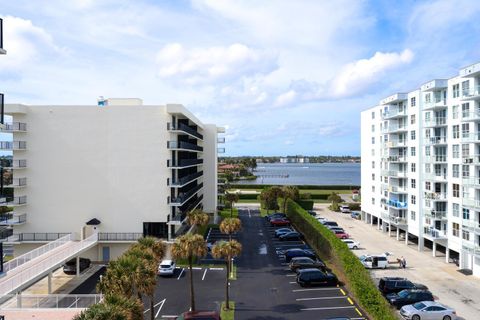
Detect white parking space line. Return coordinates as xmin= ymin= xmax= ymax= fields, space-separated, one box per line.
xmin=292 ymin=288 xmax=341 ymax=292
xmin=286 ymin=274 xmax=296 ymax=277
xmin=177 ymin=268 xmax=185 ymax=280
xmin=289 ymin=281 xmax=297 ymax=284
xmin=192 ymin=267 xmax=202 ymax=270
xmin=209 ymin=267 xmax=224 ymax=271
xmin=155 ymin=298 xmax=166 ymax=318
xmin=301 ymin=306 xmax=356 ymax=311
xmin=202 ymin=268 xmax=208 ymax=280
xmin=296 ymin=296 xmax=348 ymax=301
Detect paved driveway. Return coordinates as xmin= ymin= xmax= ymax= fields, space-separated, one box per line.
xmin=315 ymin=203 xmax=480 ymax=320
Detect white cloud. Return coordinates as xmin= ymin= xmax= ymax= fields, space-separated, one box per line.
xmin=274 ymin=90 xmax=296 ymax=107
xmin=155 ymin=43 xmax=277 ymax=85
xmin=331 ymin=49 xmax=414 ymax=97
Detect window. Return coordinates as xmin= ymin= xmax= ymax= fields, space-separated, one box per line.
xmin=463 ymin=165 xmax=470 ymax=178
xmin=462 ymin=123 xmax=470 ymax=138
xmin=372 ymin=197 xmax=375 ymax=205
xmin=372 ymin=111 xmax=375 ymax=119
xmin=425 ymin=93 xmax=431 ymax=103
xmin=410 ymin=114 xmax=416 ymax=124
xmin=411 ymin=179 xmax=416 ymax=189
xmin=452 ymin=203 xmax=460 ymax=217
xmin=411 ymin=163 xmax=416 ymax=172
xmin=453 ymin=184 xmax=460 ymax=197
xmin=411 ymin=195 xmax=416 ymax=205
xmin=425 ymin=163 xmax=431 ymax=173
xmin=425 ymin=181 xmax=431 ymax=191
xmin=371 ymin=149 xmax=375 ymax=156
xmin=372 ymin=186 xmax=375 ymax=193
xmin=372 ymin=173 xmax=375 ymax=181
xmin=462 ymin=230 xmax=470 ymax=241
xmin=462 ymin=80 xmax=470 ymax=97
xmin=410 ymin=130 xmax=416 ymax=140
xmin=411 ymin=97 xmax=416 ymax=107
xmin=452 ymin=223 xmax=460 ymax=237
xmin=463 ymin=208 xmax=470 ymax=220
xmin=452 ymin=145 xmax=459 ymax=158
xmin=425 ymin=146 xmax=431 ymax=156
xmin=453 ymin=125 xmax=459 ymax=139
xmin=372 ymin=137 xmax=375 ymax=144
xmin=452 ymin=84 xmax=460 ymax=98
xmin=453 ymin=164 xmax=460 ymax=178
xmin=462 ymin=102 xmax=470 ymax=118
xmin=452 ymin=105 xmax=459 ymax=119
xmin=371 ymin=124 xmax=375 ymax=132
xmin=411 ymin=147 xmax=416 ymax=156
xmin=410 ymin=211 xmax=416 ymax=221
xmin=372 ymin=161 xmax=376 ymax=169
xmin=462 ymin=144 xmax=470 ymax=158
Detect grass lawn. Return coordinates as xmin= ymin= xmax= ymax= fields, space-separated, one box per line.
xmin=237 ymin=199 xmax=261 ymax=203
xmin=229 ymin=188 xmax=352 ymax=195
xmin=220 ymin=302 xmax=235 ymax=320
xmin=220 ymin=208 xmax=239 ymax=218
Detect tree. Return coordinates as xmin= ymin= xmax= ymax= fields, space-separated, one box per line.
xmin=132 ymin=236 xmax=165 ymax=265
xmin=73 ymin=294 xmax=143 ymax=320
xmin=187 ymin=209 xmax=210 ymax=228
xmin=328 ymin=192 xmax=343 ymax=212
xmin=224 ymin=192 xmax=239 ymax=217
xmin=281 ymin=186 xmax=299 ymax=214
xmin=211 ymin=240 xmax=242 ymax=311
xmin=219 ymin=218 xmax=242 ymax=241
xmin=259 ymin=187 xmax=279 ymax=214
xmin=171 ymin=234 xmax=208 ymax=312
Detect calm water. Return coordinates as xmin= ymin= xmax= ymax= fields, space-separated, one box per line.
xmin=236 ymin=163 xmax=361 ymax=186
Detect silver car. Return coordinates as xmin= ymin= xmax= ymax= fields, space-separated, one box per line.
xmin=400 ymin=301 xmax=457 ymax=320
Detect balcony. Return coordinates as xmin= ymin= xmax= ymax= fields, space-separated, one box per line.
xmin=167 ymin=122 xmax=203 ymax=140
xmin=167 ymin=158 xmax=203 ymax=168
xmin=461 ymin=110 xmax=480 ymax=122
xmin=0 ymin=213 xmax=27 ymax=225
xmin=426 ymin=155 xmax=447 ymax=163
xmin=424 ymin=208 xmax=447 ymax=220
xmin=390 ymin=215 xmax=407 ymax=226
xmin=382 ymin=107 xmax=407 ymax=119
xmin=168 ymin=171 xmax=203 ymax=187
xmin=3 ymin=177 xmax=27 ymax=188
xmin=168 ymin=183 xmax=204 ymax=206
xmin=382 ymin=170 xmax=407 ymax=178
xmin=1 ymin=159 xmax=27 ymax=169
xmin=424 ymin=192 xmax=447 ymax=201
xmin=218 ymin=148 xmax=225 ymax=154
xmin=389 ymin=185 xmax=408 ymax=194
xmin=424 ymin=172 xmax=447 ymax=182
xmin=462 ymin=176 xmax=480 ymax=186
xmin=463 ymin=198 xmax=480 ymax=208
xmin=217 ymin=137 xmax=225 ymax=143
xmin=424 ymin=227 xmax=448 ymax=240
xmin=385 ymin=139 xmax=407 ymax=148
xmin=423 ymin=99 xmax=447 ymax=110
xmin=5 ymin=232 xmax=69 ymax=242
xmin=462 ymin=218 xmax=480 ymax=231
xmin=386 ymin=199 xmax=407 ymax=209
xmin=1 ymin=122 xmax=27 ymax=132
xmin=425 ymin=136 xmax=447 ymax=145
xmin=0 ymin=195 xmax=27 ymax=206
xmin=167 ymin=141 xmax=203 ymax=152
xmin=387 ymin=155 xmax=407 ymax=163
xmin=424 ymin=117 xmax=447 ymax=127
xmin=98 ymin=233 xmax=144 ymax=242
xmin=385 ymin=124 xmax=408 ymax=133
xmin=0 ymin=141 xmax=27 ymax=150
xmin=461 ymin=132 xmax=480 ymax=143
xmin=217 ymin=127 xmax=226 ymax=133
xmin=461 ymin=85 xmax=480 ymax=100
xmin=462 ymin=154 xmax=480 ymax=165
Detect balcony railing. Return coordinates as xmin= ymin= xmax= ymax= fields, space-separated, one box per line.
xmin=217 ymin=137 xmax=225 ymax=143
xmin=0 ymin=294 xmax=103 ymax=309
xmin=423 ymin=99 xmax=447 ymax=110
xmin=463 ymin=198 xmax=480 ymax=208
xmin=425 ymin=136 xmax=447 ymax=145
xmin=424 ymin=192 xmax=447 ymax=201
xmin=389 ymin=185 xmax=407 ymax=193
xmin=0 ymin=227 xmax=13 ymax=240
xmin=390 ymin=215 xmax=407 ymax=225
xmin=385 ymin=124 xmax=408 ymax=133
xmin=386 ymin=199 xmax=407 ymax=209
xmin=98 ymin=233 xmax=144 ymax=241
xmin=168 ymin=171 xmax=203 ymax=187
xmin=424 ymin=227 xmax=447 ymax=239
xmin=2 ymin=122 xmax=27 ymax=132
xmin=0 ymin=213 xmax=27 ymax=225
xmin=0 ymin=93 xmax=4 ymax=126
xmin=1 ymin=159 xmax=27 ymax=168
xmin=424 ymin=117 xmax=447 ymax=127
xmin=168 ymin=183 xmax=203 ymax=205
xmin=0 ymin=195 xmax=27 ymax=206
xmin=461 ymin=85 xmax=480 ymax=100
xmin=167 ymin=158 xmax=203 ymax=168
xmin=218 ymin=148 xmax=225 ymax=153
xmin=386 ymin=139 xmax=407 ymax=147
xmin=0 ymin=141 xmax=27 ymax=150
xmin=382 ymin=108 xmax=407 ymax=119
xmin=425 ymin=209 xmax=447 ymax=219
xmin=424 ymin=172 xmax=447 ymax=181
xmin=4 ymin=177 xmax=27 ymax=187
xmin=462 ymin=176 xmax=480 ymax=186
xmin=462 ymin=154 xmax=480 ymax=164
xmin=168 ymin=122 xmax=203 ymax=140
xmin=167 ymin=141 xmax=203 ymax=152
xmin=6 ymin=232 xmax=70 ymax=242
xmin=461 ymin=110 xmax=480 ymax=122
xmin=425 ymin=155 xmax=447 ymax=163
xmin=462 ymin=218 xmax=480 ymax=230
xmin=461 ymin=132 xmax=480 ymax=143
xmin=387 ymin=155 xmax=407 ymax=162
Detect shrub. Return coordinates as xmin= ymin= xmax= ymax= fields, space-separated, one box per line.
xmin=297 ymin=199 xmax=314 ymax=210
xmin=285 ymin=199 xmax=397 ymax=320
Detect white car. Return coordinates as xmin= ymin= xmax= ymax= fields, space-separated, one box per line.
xmin=340 ymin=205 xmax=351 ymax=213
xmin=158 ymin=260 xmax=176 ymax=276
xmin=341 ymin=239 xmax=360 ymax=250
xmin=400 ymin=301 xmax=457 ymax=320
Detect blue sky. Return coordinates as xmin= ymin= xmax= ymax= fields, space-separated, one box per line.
xmin=1 ymin=0 xmax=480 ymax=156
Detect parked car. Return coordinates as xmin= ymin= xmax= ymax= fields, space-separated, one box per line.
xmin=378 ymin=277 xmax=428 ymax=295
xmin=359 ymin=254 xmax=389 ymax=269
xmin=276 ymin=244 xmax=311 ymax=255
xmin=327 ymin=226 xmax=345 ymax=232
xmin=279 ymin=231 xmax=303 ymax=241
xmin=307 ymin=210 xmax=316 ymax=216
xmin=332 ymin=229 xmax=350 ymax=239
xmin=285 ymin=248 xmax=316 ymax=262
xmin=296 ymin=268 xmax=337 ymax=287
xmin=270 ymin=218 xmax=290 ymax=226
xmin=387 ymin=289 xmax=434 ymax=309
xmin=340 ymin=205 xmax=351 ymax=213
xmin=400 ymin=301 xmax=457 ymax=320
xmin=351 ymin=212 xmax=361 ymax=220
xmin=158 ymin=260 xmax=176 ymax=276
xmin=274 ymin=228 xmax=295 ymax=237
xmin=176 ymin=311 xmax=221 ymax=320
xmin=315 ymin=216 xmax=327 ymax=222
xmin=341 ymin=239 xmax=360 ymax=249
xmin=63 ymin=257 xmax=91 ymax=275
xmin=289 ymin=257 xmax=326 ymax=272
xmin=321 ymin=221 xmax=339 ymax=227
xmin=265 ymin=213 xmax=286 ymax=221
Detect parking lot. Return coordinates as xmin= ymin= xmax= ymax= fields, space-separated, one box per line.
xmin=232 ymin=207 xmax=367 ymax=320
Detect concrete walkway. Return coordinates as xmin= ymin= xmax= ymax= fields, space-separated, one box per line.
xmin=314 ymin=203 xmax=480 ymax=320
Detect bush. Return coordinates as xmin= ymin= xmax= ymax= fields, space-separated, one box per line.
xmin=329 ymin=203 xmax=340 ymax=212
xmin=345 ymin=202 xmax=361 ymax=210
xmin=237 ymin=193 xmax=260 ymax=200
xmin=297 ymin=199 xmax=314 ymax=210
xmin=285 ymin=199 xmax=397 ymax=320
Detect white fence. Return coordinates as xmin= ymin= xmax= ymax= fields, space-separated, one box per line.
xmin=0 ymin=233 xmax=98 ymax=296
xmin=0 ymin=294 xmax=103 ymax=309
xmin=3 ymin=234 xmax=73 ymax=273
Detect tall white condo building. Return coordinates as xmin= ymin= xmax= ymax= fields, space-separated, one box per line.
xmin=361 ymin=61 xmax=480 ymax=277
xmin=0 ymin=98 xmax=224 ymax=260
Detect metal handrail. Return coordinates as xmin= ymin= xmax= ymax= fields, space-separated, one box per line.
xmin=170 ymin=171 xmax=203 ymax=186
xmin=2 ymin=123 xmax=27 ymax=132
xmin=167 ymin=158 xmax=203 ymax=167
xmin=3 ymin=234 xmax=72 ymax=273
xmin=0 ymin=294 xmax=103 ymax=309
xmin=167 ymin=141 xmax=203 ymax=152
xmin=168 ymin=123 xmax=203 ymax=140
xmin=98 ymin=233 xmax=143 ymax=241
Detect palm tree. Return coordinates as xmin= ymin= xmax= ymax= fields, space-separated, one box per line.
xmin=132 ymin=236 xmax=165 ymax=265
xmin=73 ymin=294 xmax=143 ymax=320
xmin=219 ymin=218 xmax=242 ymax=241
xmin=98 ymin=255 xmax=139 ymax=298
xmin=211 ymin=240 xmax=242 ymax=311
xmin=171 ymin=233 xmax=208 ymax=311
xmin=187 ymin=208 xmax=210 ymax=228
xmin=224 ymin=192 xmax=239 ymax=217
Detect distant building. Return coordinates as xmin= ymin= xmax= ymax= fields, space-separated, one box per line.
xmin=279 ymin=156 xmax=310 ymax=163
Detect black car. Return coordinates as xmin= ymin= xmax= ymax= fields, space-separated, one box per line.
xmin=321 ymin=221 xmax=339 ymax=227
xmin=285 ymin=248 xmax=316 ymax=262
xmin=386 ymin=289 xmax=434 ymax=309
xmin=296 ymin=268 xmax=337 ymax=287
xmin=265 ymin=213 xmax=286 ymax=221
xmin=289 ymin=257 xmax=326 ymax=272
xmin=378 ymin=277 xmax=428 ymax=295
xmin=279 ymin=231 xmax=303 ymax=241
xmin=276 ymin=244 xmax=311 ymax=255
xmin=307 ymin=210 xmax=316 ymax=216
xmin=274 ymin=228 xmax=294 ymax=237
xmin=63 ymin=257 xmax=91 ymax=275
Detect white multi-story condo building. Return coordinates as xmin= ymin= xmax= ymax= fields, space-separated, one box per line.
xmin=0 ymin=98 xmax=222 ymax=260
xmin=362 ymin=61 xmax=480 ymax=277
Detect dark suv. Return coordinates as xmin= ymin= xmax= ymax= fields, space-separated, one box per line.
xmin=386 ymin=289 xmax=434 ymax=309
xmin=289 ymin=257 xmax=326 ymax=272
xmin=296 ymin=268 xmax=337 ymax=287
xmin=378 ymin=277 xmax=428 ymax=295
xmin=284 ymin=248 xmax=316 ymax=262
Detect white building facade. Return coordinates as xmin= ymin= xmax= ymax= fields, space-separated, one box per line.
xmin=0 ymin=98 xmax=221 ymax=260
xmin=361 ymin=62 xmax=480 ymax=277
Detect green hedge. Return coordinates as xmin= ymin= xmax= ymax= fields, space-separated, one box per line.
xmin=297 ymin=199 xmax=314 ymax=210
xmin=230 ymin=184 xmax=359 ymax=190
xmin=285 ymin=199 xmax=396 ymax=320
xmin=236 ymin=193 xmax=260 ymax=200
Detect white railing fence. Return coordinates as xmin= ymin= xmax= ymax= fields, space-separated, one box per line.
xmin=0 ymin=294 xmax=103 ymax=309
